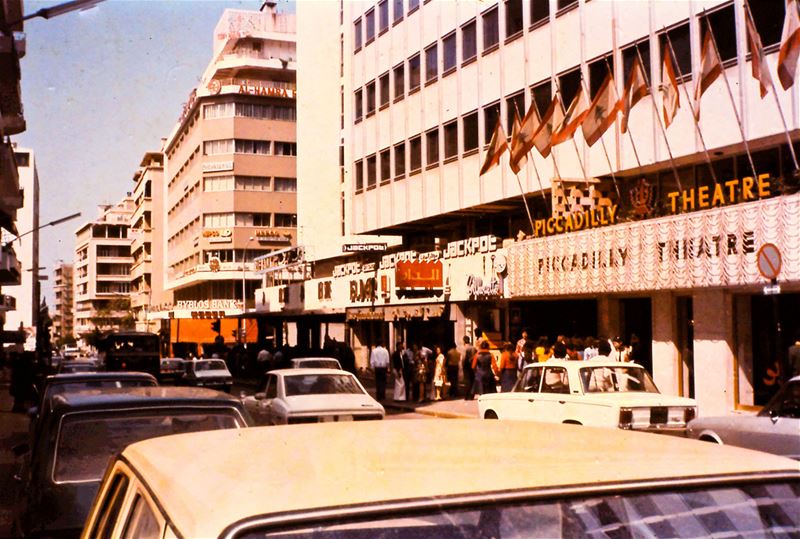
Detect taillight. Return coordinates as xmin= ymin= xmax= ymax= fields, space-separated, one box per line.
xmin=619 ymin=408 xmax=633 ymax=429
xmin=684 ymin=407 xmax=696 ymax=423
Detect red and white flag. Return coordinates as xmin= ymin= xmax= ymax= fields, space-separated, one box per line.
xmin=694 ymin=27 xmax=722 ymax=118
xmin=621 ymin=55 xmax=650 ymax=133
xmin=479 ymin=119 xmax=509 ymax=175
xmin=778 ymin=0 xmax=800 ymax=89
xmin=660 ymin=43 xmax=680 ymax=128
xmin=510 ymin=103 xmax=541 ymax=172
xmin=509 ymin=113 xmax=527 ymax=174
xmin=552 ymin=86 xmax=590 ymax=145
xmin=744 ymin=1 xmax=773 ymax=98
xmin=581 ymin=73 xmax=620 ymax=147
xmin=532 ymin=95 xmax=565 ymax=158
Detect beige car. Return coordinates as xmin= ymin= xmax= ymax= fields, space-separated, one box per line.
xmin=81 ymin=420 xmax=800 ymax=538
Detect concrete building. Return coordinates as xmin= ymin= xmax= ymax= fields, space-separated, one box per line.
xmin=159 ymin=4 xmax=297 ymax=356
xmin=73 ymin=196 xmax=134 ymax=340
xmin=52 ymin=262 xmax=74 ymax=346
xmin=265 ymin=0 xmax=800 ymax=415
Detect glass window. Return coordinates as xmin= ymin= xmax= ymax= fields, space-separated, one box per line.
xmin=121 ymin=495 xmax=160 ymax=539
xmin=274 ymin=142 xmax=296 ymax=156
xmin=274 ymin=177 xmax=297 ymax=192
xmin=393 ymin=0 xmax=403 ymax=23
xmin=367 ymin=154 xmax=377 ymax=188
xmin=505 ymin=91 xmax=525 ymax=133
xmin=749 ymin=0 xmax=783 ymax=47
xmin=203 ymin=139 xmax=233 ymax=155
xmin=483 ymin=102 xmax=501 ymax=145
xmin=542 ymin=367 xmax=569 ymax=393
xmin=660 ymin=23 xmax=692 ymax=80
xmin=557 ymin=0 xmax=578 ymax=10
xmin=355 ymin=160 xmax=363 ymax=191
xmin=462 ymin=19 xmax=477 ymax=62
xmin=366 ymin=81 xmax=376 ymax=114
xmin=365 ymin=9 xmax=375 ymax=42
xmin=558 ymin=68 xmax=581 ymax=107
xmin=517 ymin=366 xmax=543 ymax=392
xmin=426 ymin=127 xmax=439 ymax=166
xmin=394 ymin=142 xmax=406 ymax=177
xmin=380 ymin=148 xmax=391 ymax=183
xmin=482 ymin=7 xmax=499 ymax=51
xmin=89 ymin=472 xmax=130 ymax=538
xmin=355 ymin=88 xmax=363 ymax=122
xmin=588 ymin=55 xmax=614 ymax=98
xmin=379 ymin=0 xmax=389 ymax=33
xmin=408 ymin=0 xmax=419 ymax=12
xmin=463 ymin=111 xmax=479 ymax=152
xmin=251 ymin=213 xmax=271 ymax=227
xmin=531 ymin=80 xmax=551 ymax=118
xmin=274 ymin=213 xmax=297 ymax=227
xmin=203 ymin=213 xmax=234 ymax=227
xmin=444 ymin=120 xmax=458 ymax=159
xmin=702 ymin=5 xmax=736 ymax=63
xmin=379 ymin=72 xmax=390 ymax=107
xmin=234 ymin=176 xmax=270 ymax=190
xmin=409 ymin=54 xmax=421 ymax=91
xmin=443 ymin=32 xmax=457 ymax=72
xmin=531 ymin=0 xmax=549 ymax=25
xmin=622 ymin=41 xmax=650 ymax=87
xmin=203 ymin=176 xmax=234 ymax=191
xmin=410 ymin=135 xmax=422 ymax=172
xmin=505 ymin=0 xmax=523 ymax=37
xmin=393 ymin=63 xmax=405 ymax=100
xmin=425 ymin=43 xmax=438 ymax=82
xmin=354 ymin=18 xmax=362 ymax=50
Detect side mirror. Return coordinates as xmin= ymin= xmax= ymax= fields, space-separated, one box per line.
xmin=12 ymin=443 xmax=30 ymax=458
xmin=255 ymin=392 xmax=266 ymax=400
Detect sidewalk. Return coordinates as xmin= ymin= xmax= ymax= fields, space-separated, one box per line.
xmin=0 ymin=368 xmax=30 ymax=538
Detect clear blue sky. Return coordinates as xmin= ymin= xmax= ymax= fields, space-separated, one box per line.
xmin=16 ymin=0 xmax=293 ymax=305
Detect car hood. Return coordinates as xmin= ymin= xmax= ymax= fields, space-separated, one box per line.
xmin=283 ymin=394 xmax=384 ymax=413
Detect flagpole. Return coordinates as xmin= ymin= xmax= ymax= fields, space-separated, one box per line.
xmin=633 ymin=44 xmax=685 ymax=191
xmin=665 ymin=30 xmax=718 ymax=186
xmin=703 ymin=14 xmax=758 ymax=179
xmin=744 ymin=0 xmax=799 ymax=172
xmin=509 ymin=105 xmax=538 ymax=235
xmin=513 ymin=172 xmax=536 ymax=235
xmin=604 ymin=58 xmax=645 ymax=178
xmin=526 ymin=149 xmax=550 ymax=212
xmin=579 ymin=74 xmax=622 ymax=200
xmin=553 ymin=83 xmax=591 ymax=189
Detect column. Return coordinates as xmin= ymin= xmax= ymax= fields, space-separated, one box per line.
xmin=650 ymin=291 xmax=679 ymax=395
xmin=692 ymin=289 xmax=735 ymax=416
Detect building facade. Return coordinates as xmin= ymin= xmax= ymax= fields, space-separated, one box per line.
xmin=73 ymin=197 xmax=134 ymax=340
xmin=52 ymin=262 xmax=74 ymax=346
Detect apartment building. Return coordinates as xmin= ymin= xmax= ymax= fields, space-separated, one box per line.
xmin=52 ymin=262 xmax=74 ymax=346
xmin=159 ymin=4 xmax=297 ymax=353
xmin=73 ymin=196 xmax=134 ymax=339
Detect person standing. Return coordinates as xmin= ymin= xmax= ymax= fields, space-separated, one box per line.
xmin=462 ymin=336 xmax=476 ymax=400
xmin=583 ymin=337 xmax=599 ymax=361
xmin=369 ymin=342 xmax=390 ymax=402
xmin=789 ymin=330 xmax=800 ymax=379
xmin=391 ymin=341 xmax=406 ymax=402
xmin=415 ymin=348 xmax=429 ymax=403
xmin=433 ymin=345 xmax=447 ymax=401
xmin=471 ymin=341 xmax=499 ymax=396
xmin=402 ymin=344 xmax=416 ymax=401
xmin=611 ymin=336 xmax=629 ymax=362
xmin=535 ymin=336 xmax=550 ymax=363
xmin=498 ymin=342 xmax=519 ymax=392
xmin=515 ymin=329 xmax=529 ymax=355
xmin=445 ymin=342 xmax=461 ymax=398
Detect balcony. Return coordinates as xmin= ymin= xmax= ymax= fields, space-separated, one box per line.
xmin=0 ymin=243 xmax=20 ymax=285
xmin=0 ymin=294 xmax=15 ymax=311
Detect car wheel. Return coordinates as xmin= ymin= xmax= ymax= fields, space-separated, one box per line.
xmin=484 ymin=410 xmax=498 ymax=420
xmin=699 ymin=434 xmax=721 ymax=444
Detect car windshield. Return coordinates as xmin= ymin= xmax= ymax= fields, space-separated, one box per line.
xmin=162 ymin=360 xmax=184 ymax=369
xmin=579 ymin=366 xmax=659 ymax=393
xmin=247 ymin=480 xmax=800 ymax=538
xmin=296 ymin=360 xmax=341 ymax=369
xmin=194 ymin=360 xmax=228 ymax=372
xmin=54 ymin=410 xmax=242 ymax=483
xmin=59 ymin=363 xmax=97 ymax=373
xmin=45 ymin=379 xmax=156 ymax=401
xmin=283 ymin=374 xmax=364 ymax=396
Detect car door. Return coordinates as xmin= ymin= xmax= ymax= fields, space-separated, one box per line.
xmin=251 ymin=374 xmax=277 ymax=426
xmin=499 ymin=366 xmax=544 ymax=420
xmin=538 ymin=367 xmax=571 ymax=423
xmin=725 ymin=382 xmax=800 ymax=458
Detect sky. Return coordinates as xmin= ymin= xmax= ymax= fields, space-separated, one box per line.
xmin=15 ymin=0 xmax=295 ymax=305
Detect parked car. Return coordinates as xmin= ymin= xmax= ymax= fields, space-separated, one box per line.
xmin=478 ymin=359 xmax=698 ymax=434
xmin=13 ymin=386 xmax=252 ymax=539
xmin=687 ymin=375 xmax=800 ymax=459
xmin=241 ymin=368 xmax=384 ymax=425
xmin=182 ymin=359 xmax=233 ymax=392
xmin=80 ymin=419 xmax=800 ymax=538
xmin=290 ymin=356 xmax=342 ymax=369
xmin=57 ymin=358 xmax=100 ymax=374
xmin=159 ymin=357 xmax=186 ymax=385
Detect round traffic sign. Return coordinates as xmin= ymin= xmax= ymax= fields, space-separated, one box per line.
xmin=756 ymin=243 xmax=782 ymax=280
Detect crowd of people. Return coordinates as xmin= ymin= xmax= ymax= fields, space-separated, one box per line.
xmin=368 ymin=330 xmax=643 ymax=403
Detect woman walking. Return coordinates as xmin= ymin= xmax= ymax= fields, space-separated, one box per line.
xmin=471 ymin=341 xmax=498 ymax=395
xmin=433 ymin=345 xmax=447 ymax=401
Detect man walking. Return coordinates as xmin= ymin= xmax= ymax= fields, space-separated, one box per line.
xmin=445 ymin=342 xmax=461 ymax=398
xmin=369 ymin=342 xmax=390 ymax=401
xmin=462 ymin=336 xmax=476 ymax=400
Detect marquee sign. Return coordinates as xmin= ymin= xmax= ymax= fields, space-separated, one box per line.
xmin=507 ymin=194 xmax=800 ymax=297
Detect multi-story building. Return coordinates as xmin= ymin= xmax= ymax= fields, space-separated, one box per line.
xmin=271 ymin=0 xmax=800 ymax=416
xmin=52 ymin=262 xmax=74 ymax=346
xmin=73 ymin=196 xmax=134 ymax=340
xmin=159 ymin=4 xmax=296 ymax=355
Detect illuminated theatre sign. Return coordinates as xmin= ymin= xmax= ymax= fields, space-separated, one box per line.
xmin=507 ymin=193 xmax=800 ymax=297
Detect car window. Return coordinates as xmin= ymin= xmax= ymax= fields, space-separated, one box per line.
xmin=297 ymin=360 xmax=341 ymax=369
xmin=283 ymin=374 xmax=364 ymax=396
xmin=122 ymin=494 xmax=160 ymax=539
xmin=760 ymin=380 xmax=800 ymax=418
xmin=515 ymin=367 xmax=542 ymax=393
xmin=46 ymin=380 xmax=156 ymax=400
xmin=194 ymin=360 xmax=228 ymax=372
xmin=541 ymin=367 xmax=569 ymax=394
xmin=265 ymin=375 xmax=278 ymax=399
xmin=580 ymin=366 xmax=659 ymax=393
xmin=87 ymin=471 xmax=130 ymax=539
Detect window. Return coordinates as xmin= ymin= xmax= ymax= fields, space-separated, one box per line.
xmin=203 ymin=102 xmax=235 ymax=119
xmin=542 ymin=367 xmax=570 ymax=393
xmin=393 ymin=0 xmax=404 ymax=23
xmin=558 ymin=68 xmax=581 ymax=106
xmin=557 ymin=0 xmax=578 ymax=11
xmin=660 ymin=23 xmax=691 ymax=80
xmin=425 ymin=43 xmax=438 ymax=83
xmin=379 ymin=72 xmax=390 ymax=107
xmin=749 ymin=1 xmax=783 ymax=48
xmin=462 ymin=19 xmax=477 ymax=62
xmin=622 ymin=41 xmax=650 ymax=88
xmin=367 ymin=154 xmax=377 ymax=188
xmin=702 ymin=5 xmax=736 ymax=63
xmin=274 ymin=177 xmax=297 ymax=192
xmin=408 ymin=0 xmax=419 ymax=12
xmin=426 ymin=127 xmax=439 ymax=166
xmin=393 ymin=63 xmax=405 ymax=100
xmin=365 ymin=9 xmax=375 ymax=42
xmin=410 ymin=135 xmax=422 ymax=172
xmin=203 ymin=139 xmax=233 ymax=155
xmin=355 ymin=88 xmax=363 ymax=121
xmin=251 ymin=213 xmax=271 ymax=226
xmin=14 ymin=152 xmax=29 ymax=167
xmin=444 ymin=120 xmax=458 ymax=159
xmin=354 ymin=18 xmax=362 ymax=50
xmin=505 ymin=91 xmax=525 ymax=133
xmin=588 ymin=55 xmax=614 ymax=98
xmin=394 ymin=142 xmax=406 ymax=177
xmin=274 ymin=214 xmax=297 ymax=227
xmin=531 ymin=0 xmax=549 ymax=25
xmin=483 ymin=102 xmax=501 ymax=145
xmin=203 ymin=213 xmax=234 ymax=227
xmin=203 ymin=176 xmax=234 ymax=191
xmin=531 ymin=80 xmax=551 ymax=119
xmin=409 ymin=54 xmax=421 ymax=91
xmin=482 ymin=7 xmax=499 ymax=51
xmin=505 ymin=0 xmax=523 ymax=37
xmin=121 ymin=495 xmax=159 ymax=539
xmin=88 ymin=473 xmax=129 ymax=538
xmin=274 ymin=142 xmax=296 ymax=156
xmin=463 ymin=111 xmax=479 ymax=152
xmin=379 ymin=0 xmax=389 ymax=33
xmin=366 ymin=81 xmax=376 ymax=114
xmin=380 ymin=148 xmax=391 ymax=183
xmin=443 ymin=32 xmax=457 ymax=73
xmin=355 ymin=160 xmax=364 ymax=191
xmin=235 ymin=175 xmax=270 ymax=190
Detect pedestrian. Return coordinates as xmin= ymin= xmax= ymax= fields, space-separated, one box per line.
xmin=471 ymin=341 xmax=498 ymax=396
xmin=402 ymin=344 xmax=416 ymax=401
xmin=391 ymin=341 xmax=406 ymax=402
xmin=549 ymin=341 xmax=569 ymax=361
xmin=789 ymin=330 xmax=800 ymax=379
xmin=583 ymin=336 xmax=599 ymax=361
xmin=462 ymin=336 xmax=476 ymax=400
xmin=518 ymin=339 xmax=536 ymax=372
xmin=498 ymin=342 xmax=518 ymax=392
xmin=566 ymin=339 xmax=581 ymax=361
xmin=611 ymin=336 xmax=629 ymax=362
xmin=433 ymin=345 xmax=447 ymax=401
xmin=369 ymin=342 xmax=390 ymax=402
xmin=535 ymin=336 xmax=550 ymax=363
xmin=515 ymin=329 xmax=529 ymax=355
xmin=445 ymin=342 xmax=460 ymax=398
xmin=415 ymin=348 xmax=429 ymax=403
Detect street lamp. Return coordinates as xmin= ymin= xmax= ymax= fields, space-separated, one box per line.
xmin=6 ymin=211 xmax=82 ymax=245
xmin=6 ymin=0 xmax=105 ymax=26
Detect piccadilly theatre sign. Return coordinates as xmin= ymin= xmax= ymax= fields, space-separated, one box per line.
xmin=507 ymin=193 xmax=800 ymax=297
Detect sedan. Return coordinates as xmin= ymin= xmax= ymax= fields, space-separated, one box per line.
xmin=159 ymin=357 xmax=187 ymax=385
xmin=183 ymin=359 xmax=233 ymax=392
xmin=687 ymin=375 xmax=800 ymax=459
xmin=290 ymin=356 xmax=342 ymax=369
xmin=242 ymin=368 xmax=384 ymax=425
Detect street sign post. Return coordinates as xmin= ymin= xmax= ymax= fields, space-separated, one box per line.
xmin=756 ymin=243 xmax=782 ymax=281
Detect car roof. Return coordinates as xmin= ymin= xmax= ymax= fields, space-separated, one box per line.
xmin=291 ymin=357 xmax=340 ymax=362
xmin=45 ymin=372 xmax=157 ymax=385
xmin=269 ymin=368 xmax=352 ymax=376
xmin=525 ymin=359 xmax=645 ymax=368
xmin=49 ymin=386 xmax=243 ymax=414
xmin=121 ymin=420 xmax=800 ymax=537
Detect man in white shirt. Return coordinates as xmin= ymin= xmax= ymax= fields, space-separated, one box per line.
xmin=611 ymin=336 xmax=630 ymax=362
xmin=369 ymin=342 xmax=390 ymax=401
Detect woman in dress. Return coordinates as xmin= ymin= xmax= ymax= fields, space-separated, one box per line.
xmin=433 ymin=345 xmax=447 ymax=401
xmin=471 ymin=340 xmax=499 ymax=395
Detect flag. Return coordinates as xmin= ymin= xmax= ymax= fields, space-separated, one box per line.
xmin=509 ymin=113 xmax=527 ymax=174
xmin=510 ymin=103 xmax=541 ymax=172
xmin=661 ymin=43 xmax=680 ymax=128
xmin=744 ymin=1 xmax=773 ymax=98
xmin=479 ymin=119 xmax=509 ymax=175
xmin=552 ymin=85 xmax=590 ymax=145
xmin=778 ymin=0 xmax=800 ymax=89
xmin=694 ymin=27 xmax=722 ymax=117
xmin=581 ymin=73 xmax=621 ymax=147
xmin=532 ymin=95 xmax=564 ymax=158
xmin=621 ymin=55 xmax=650 ymax=133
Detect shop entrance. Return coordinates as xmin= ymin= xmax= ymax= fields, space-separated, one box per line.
xmin=750 ymin=292 xmax=800 ymax=405
xmin=620 ymin=298 xmax=653 ymax=373
xmin=400 ymin=318 xmax=455 ymax=350
xmin=511 ymin=299 xmax=598 ymax=345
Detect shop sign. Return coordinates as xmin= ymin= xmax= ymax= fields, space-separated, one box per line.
xmin=202 ymin=161 xmax=233 ymax=173
xmin=343 ymin=243 xmax=388 ymax=252
xmin=666 ymin=174 xmax=771 ymax=214
xmin=349 ymin=277 xmax=377 ymax=303
xmin=507 ymin=194 xmax=800 ymax=297
xmin=395 ymin=261 xmax=443 ymax=289
xmin=237 ymin=81 xmax=296 ymax=99
xmin=318 ymin=280 xmax=332 ymax=301
xmin=176 ymin=299 xmax=240 ymax=310
xmin=467 ymin=275 xmax=502 ymax=300
xmin=202 ymin=229 xmax=232 ymax=238
xmin=533 ymin=205 xmax=618 ymax=238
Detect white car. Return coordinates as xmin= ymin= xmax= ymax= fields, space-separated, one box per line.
xmin=478 ymin=359 xmax=698 ymax=434
xmin=290 ymin=356 xmax=343 ymax=369
xmin=242 ymin=368 xmax=384 ymax=425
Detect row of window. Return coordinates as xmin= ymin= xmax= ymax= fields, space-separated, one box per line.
xmin=202 ymin=212 xmax=298 ymax=228
xmin=202 ymin=249 xmax=271 ymax=264
xmin=202 ymin=175 xmax=297 ymax=192
xmin=202 ymin=102 xmax=297 ymax=122
xmin=167 ymin=217 xmax=200 ymax=247
xmin=354 ymin=0 xmax=421 ymax=50
xmin=203 ymin=139 xmax=297 ymax=157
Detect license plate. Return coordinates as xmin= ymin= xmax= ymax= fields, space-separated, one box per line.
xmin=320 ymin=415 xmax=353 ymax=422
xmin=650 ymin=407 xmax=668 ymax=424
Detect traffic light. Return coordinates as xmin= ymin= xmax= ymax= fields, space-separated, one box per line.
xmin=211 ymin=319 xmax=221 ymax=334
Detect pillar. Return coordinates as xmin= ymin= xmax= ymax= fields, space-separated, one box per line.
xmin=650 ymin=291 xmax=680 ymax=395
xmin=692 ymin=289 xmax=735 ymax=416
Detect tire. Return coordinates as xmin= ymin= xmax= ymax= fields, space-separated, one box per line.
xmin=484 ymin=410 xmax=498 ymax=420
